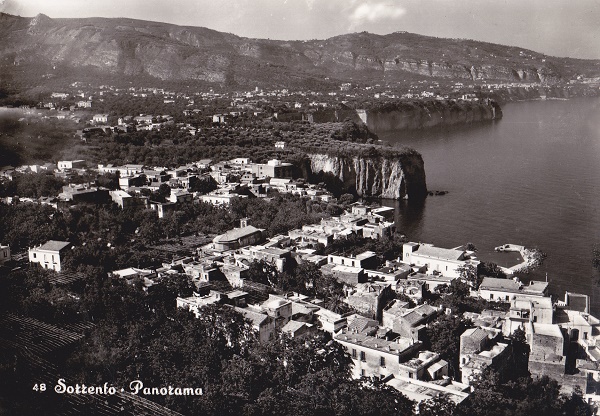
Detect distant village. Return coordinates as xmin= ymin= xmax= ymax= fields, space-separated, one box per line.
xmin=12 ymin=77 xmax=575 ymax=132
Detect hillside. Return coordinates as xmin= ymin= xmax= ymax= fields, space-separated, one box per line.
xmin=1 ymin=13 xmax=600 ymax=89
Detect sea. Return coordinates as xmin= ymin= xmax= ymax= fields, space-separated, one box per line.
xmin=379 ymin=97 xmax=600 ymax=315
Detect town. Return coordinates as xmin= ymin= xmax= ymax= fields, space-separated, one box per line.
xmin=1 ymin=136 xmax=599 ymax=414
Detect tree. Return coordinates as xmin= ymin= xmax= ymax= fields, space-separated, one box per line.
xmin=465 ymin=242 xmax=478 ymax=252
xmin=190 ymin=175 xmax=218 ymax=195
xmin=594 ymin=243 xmax=600 ymax=274
xmin=418 ymin=394 xmax=457 ymax=416
xmin=509 ymin=327 xmax=530 ymax=380
xmin=457 ymin=264 xmax=480 ymax=289
xmin=247 ymin=259 xmax=279 ymax=287
xmin=424 ymin=314 xmax=473 ymax=378
xmin=478 ymin=262 xmax=507 ymax=279
xmin=153 ymin=183 xmax=171 ymax=202
xmin=338 ymin=193 xmax=355 ymax=206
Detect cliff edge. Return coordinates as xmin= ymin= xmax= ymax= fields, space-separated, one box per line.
xmin=306 ymin=150 xmax=427 ymax=200
xmin=365 ymin=99 xmax=502 ymax=133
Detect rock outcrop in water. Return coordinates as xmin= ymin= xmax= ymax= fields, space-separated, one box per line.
xmin=364 ymin=100 xmax=502 ymax=133
xmin=306 ymin=151 xmax=427 ymax=200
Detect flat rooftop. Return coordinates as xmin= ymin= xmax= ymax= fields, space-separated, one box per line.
xmin=335 ymin=331 xmax=417 ymax=355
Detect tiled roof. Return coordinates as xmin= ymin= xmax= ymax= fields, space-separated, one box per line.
xmin=213 ymin=226 xmax=261 ymax=243
xmin=415 ymin=246 xmax=464 ymax=261
xmin=36 ymin=240 xmax=71 ymax=252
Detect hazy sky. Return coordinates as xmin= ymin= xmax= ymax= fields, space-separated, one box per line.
xmin=2 ymin=0 xmax=600 ymax=59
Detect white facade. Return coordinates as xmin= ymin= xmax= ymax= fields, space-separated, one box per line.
xmin=28 ymin=241 xmax=71 ymax=272
xmin=0 ymin=244 xmax=10 ymax=264
xmin=403 ymin=242 xmax=479 ymax=278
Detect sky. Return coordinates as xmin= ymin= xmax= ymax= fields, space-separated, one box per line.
xmin=1 ymin=0 xmax=600 ymax=59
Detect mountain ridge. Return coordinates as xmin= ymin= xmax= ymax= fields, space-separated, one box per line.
xmin=1 ymin=12 xmax=599 ymax=88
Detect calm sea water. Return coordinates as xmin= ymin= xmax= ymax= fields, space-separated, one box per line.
xmin=379 ymin=97 xmax=600 ymax=314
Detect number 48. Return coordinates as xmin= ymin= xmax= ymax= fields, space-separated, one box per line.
xmin=33 ymin=383 xmax=47 ymax=392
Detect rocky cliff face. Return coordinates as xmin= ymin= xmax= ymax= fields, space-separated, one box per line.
xmin=0 ymin=13 xmax=599 ymax=87
xmin=307 ymin=152 xmax=427 ymax=200
xmin=365 ymin=100 xmax=502 ymax=133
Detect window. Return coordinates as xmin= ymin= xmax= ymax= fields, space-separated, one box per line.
xmin=380 ymin=357 xmax=386 ymax=367
xmin=409 ymin=373 xmax=413 ymax=379
xmin=352 ymin=349 xmax=357 ymax=359
xmin=360 ymin=351 xmax=366 ymax=362
xmin=490 ymin=294 xmax=494 ymax=300
xmin=361 ymin=369 xmax=365 ymax=377
xmin=33 ymin=253 xmax=37 ymax=259
xmin=505 ymin=295 xmax=509 ymax=301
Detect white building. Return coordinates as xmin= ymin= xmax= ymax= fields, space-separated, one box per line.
xmin=28 ymin=240 xmax=71 ymax=272
xmin=57 ymin=160 xmax=86 ymax=171
xmin=403 ymin=242 xmax=479 ymax=278
xmin=0 ymin=244 xmax=10 ymax=264
xmin=92 ymin=114 xmax=109 ymax=123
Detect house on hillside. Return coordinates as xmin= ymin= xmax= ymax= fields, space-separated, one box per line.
xmin=403 ymin=242 xmax=479 ymax=278
xmin=0 ymin=244 xmax=10 ymax=265
xmin=28 ymin=240 xmax=71 ymax=272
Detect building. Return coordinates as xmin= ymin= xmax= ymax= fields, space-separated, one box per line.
xmin=251 ymin=159 xmax=293 ymax=179
xmin=200 ymin=191 xmax=245 ymax=206
xmin=239 ymin=246 xmax=292 ymax=272
xmin=183 ymin=262 xmax=220 ymax=282
xmin=57 ymin=160 xmax=86 ymax=171
xmin=361 ymin=221 xmax=396 ymax=239
xmin=212 ymin=225 xmax=264 ymax=252
xmin=168 ymin=189 xmax=193 ymax=204
xmin=261 ymin=295 xmax=293 ymax=330
xmin=58 ymin=184 xmax=111 ymax=206
xmin=109 ymin=190 xmax=148 ymax=209
xmin=407 ymin=272 xmax=455 ymax=293
xmin=386 ymin=376 xmax=470 ymax=406
xmin=314 ymin=307 xmax=347 ymax=334
xmin=92 ymin=114 xmax=109 ymax=123
xmin=345 ymin=282 xmax=394 ymax=321
xmin=367 ymin=261 xmax=412 ymax=282
xmin=479 ymin=277 xmax=549 ymax=303
xmin=288 ymin=228 xmax=333 ymax=247
xmin=149 ymin=201 xmax=177 ymax=219
xmin=383 ymin=303 xmax=441 ymax=341
xmin=281 ymin=320 xmax=315 ymax=338
xmin=233 ymin=306 xmax=275 ymax=343
xmin=394 ymin=279 xmax=425 ymax=301
xmin=328 ymin=251 xmax=378 ymax=270
xmin=503 ymin=296 xmax=554 ymax=335
xmin=219 ymin=263 xmax=249 ymax=288
xmin=334 ymin=330 xmax=422 ymax=379
xmin=403 ymin=242 xmax=479 ymax=278
xmin=397 ymin=350 xmax=448 ymax=381
xmin=0 ymin=244 xmax=10 ymax=265
xmin=331 ymin=265 xmax=367 ymax=285
xmin=460 ymin=327 xmax=511 ymax=385
xmin=28 ymin=240 xmax=71 ymax=272
xmin=527 ymin=322 xmax=567 ymax=378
